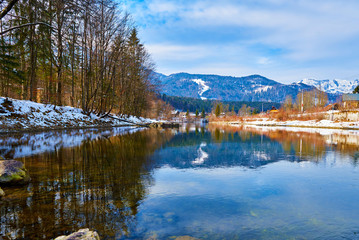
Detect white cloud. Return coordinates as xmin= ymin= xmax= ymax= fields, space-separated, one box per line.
xmin=146 ymin=44 xmax=211 ymax=61
xmin=179 ymin=1 xmax=359 ymax=60
xmin=258 ymin=57 xmax=271 ymax=65
xmin=124 ymin=0 xmax=359 ymax=82
xmin=148 ymin=0 xmax=178 ymax=14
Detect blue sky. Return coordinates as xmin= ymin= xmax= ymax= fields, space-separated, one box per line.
xmin=123 ymin=0 xmax=359 ymax=83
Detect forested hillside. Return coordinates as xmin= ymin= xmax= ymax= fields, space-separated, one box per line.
xmin=0 ymin=0 xmax=157 ymax=117
xmin=160 ymin=94 xmax=281 ymax=113
xmin=156 ymin=72 xmax=339 ymax=103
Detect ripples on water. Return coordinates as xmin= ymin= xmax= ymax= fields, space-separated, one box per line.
xmin=1 ymin=125 xmax=359 ymax=239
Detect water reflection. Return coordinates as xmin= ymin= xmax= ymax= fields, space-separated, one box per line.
xmin=217 ymin=124 xmax=359 ymax=165
xmin=156 ymin=126 xmax=300 ymax=169
xmin=0 ymin=127 xmax=143 ymax=159
xmin=0 ymin=125 xmax=359 ymax=239
xmin=0 ymin=129 xmax=173 ymax=239
xmin=192 ymin=143 xmax=208 ymax=165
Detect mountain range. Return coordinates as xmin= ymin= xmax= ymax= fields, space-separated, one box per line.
xmin=298 ymin=78 xmax=359 ymax=94
xmin=154 ymin=72 xmax=355 ymax=103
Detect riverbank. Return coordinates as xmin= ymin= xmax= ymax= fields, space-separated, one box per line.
xmin=212 ymin=118 xmax=359 ymax=131
xmin=0 ymin=97 xmax=156 ymax=133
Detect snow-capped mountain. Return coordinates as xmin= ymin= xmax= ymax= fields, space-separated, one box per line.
xmin=298 ymin=78 xmax=359 ymax=94
xmin=156 ymin=72 xmax=338 ymax=103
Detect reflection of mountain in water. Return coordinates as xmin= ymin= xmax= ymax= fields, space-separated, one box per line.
xmin=152 ymin=130 xmax=304 ymax=169
xmin=192 ymin=142 xmax=209 ymax=165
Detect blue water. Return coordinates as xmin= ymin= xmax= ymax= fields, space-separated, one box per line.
xmin=1 ymin=126 xmax=359 ymax=239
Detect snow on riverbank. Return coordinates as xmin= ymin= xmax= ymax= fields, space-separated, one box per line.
xmin=213 ymin=119 xmax=359 ymax=147
xmin=242 ymin=124 xmax=359 ymax=136
xmin=216 ymin=118 xmax=359 ymax=131
xmin=243 ymin=119 xmax=359 ymax=129
xmin=0 ymin=97 xmax=154 ymax=132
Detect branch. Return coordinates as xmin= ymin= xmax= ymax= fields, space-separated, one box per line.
xmin=0 ymin=22 xmax=55 ymax=35
xmin=0 ymin=0 xmax=19 ymax=20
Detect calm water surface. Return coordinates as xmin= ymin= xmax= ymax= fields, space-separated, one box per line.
xmin=1 ymin=125 xmax=359 ymax=239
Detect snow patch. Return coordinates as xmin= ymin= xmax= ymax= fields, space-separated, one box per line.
xmin=254 ymin=86 xmax=273 ymax=93
xmin=192 ymin=79 xmax=210 ymax=100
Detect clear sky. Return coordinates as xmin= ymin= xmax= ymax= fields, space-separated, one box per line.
xmin=123 ymin=0 xmax=359 ymax=83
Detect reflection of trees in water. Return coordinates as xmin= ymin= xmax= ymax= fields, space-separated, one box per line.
xmin=209 ymin=124 xmax=359 ymax=163
xmin=0 ymin=129 xmax=173 ymax=239
xmin=262 ymin=130 xmax=327 ymax=161
xmin=212 ymin=127 xmax=253 ymax=143
xmin=209 ymin=125 xmax=328 ymax=161
xmin=250 ymin=128 xmax=359 ymax=162
xmin=0 ymin=128 xmax=142 ymax=159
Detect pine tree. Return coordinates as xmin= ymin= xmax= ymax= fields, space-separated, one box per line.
xmin=0 ymin=43 xmax=24 ymax=97
xmin=201 ymin=109 xmax=205 ymax=118
xmin=215 ymin=104 xmax=221 ymax=117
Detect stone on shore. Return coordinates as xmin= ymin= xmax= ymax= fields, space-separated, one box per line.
xmin=55 ymin=229 xmax=100 ymax=240
xmin=0 ymin=160 xmax=30 ymax=185
xmin=0 ymin=187 xmax=4 ymax=198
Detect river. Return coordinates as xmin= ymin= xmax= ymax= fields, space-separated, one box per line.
xmin=1 ymin=125 xmax=359 ymax=239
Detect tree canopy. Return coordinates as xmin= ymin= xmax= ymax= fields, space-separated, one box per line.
xmin=0 ymin=0 xmax=157 ymax=117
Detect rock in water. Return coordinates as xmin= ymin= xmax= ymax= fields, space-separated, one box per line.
xmin=174 ymin=237 xmax=200 ymax=240
xmin=55 ymin=229 xmax=100 ymax=240
xmin=0 ymin=160 xmax=30 ymax=184
xmin=0 ymin=187 xmax=4 ymax=198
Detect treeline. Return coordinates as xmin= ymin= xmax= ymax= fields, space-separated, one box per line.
xmin=160 ymin=94 xmax=281 ymax=113
xmin=283 ymin=89 xmax=328 ymax=111
xmin=0 ymin=0 xmax=157 ymax=117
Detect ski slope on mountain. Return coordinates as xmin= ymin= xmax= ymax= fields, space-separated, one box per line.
xmin=192 ymin=79 xmax=210 ymax=100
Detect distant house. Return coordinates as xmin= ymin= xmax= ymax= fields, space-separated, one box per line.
xmin=269 ymin=106 xmax=279 ymax=113
xmin=342 ymin=94 xmax=359 ymax=108
xmin=324 ymin=103 xmax=339 ymax=111
xmin=171 ymin=110 xmax=180 ymax=117
xmin=179 ymin=112 xmax=187 ymax=119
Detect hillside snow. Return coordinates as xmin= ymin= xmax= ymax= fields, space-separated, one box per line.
xmin=192 ymin=79 xmax=210 ymax=100
xmin=254 ymin=86 xmax=273 ymax=93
